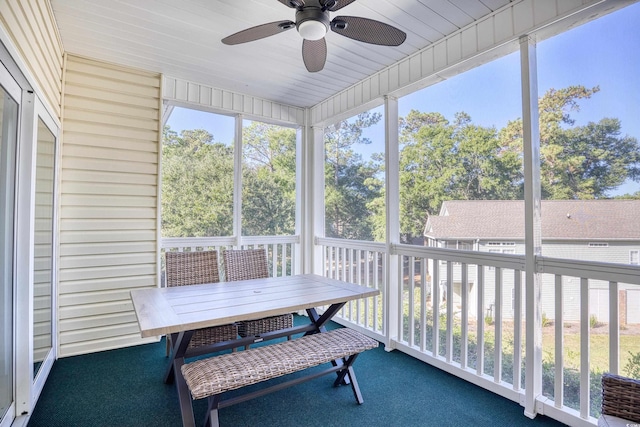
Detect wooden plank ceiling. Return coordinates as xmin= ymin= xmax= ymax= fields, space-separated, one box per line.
xmin=50 ymin=0 xmax=512 ymax=108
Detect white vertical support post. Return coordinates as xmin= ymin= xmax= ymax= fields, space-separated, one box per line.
xmin=385 ymin=95 xmax=400 ymax=350
xmin=310 ymin=125 xmax=325 ymax=275
xmin=294 ymin=116 xmax=305 ymax=275
xmin=521 ymin=35 xmax=543 ymax=419
xmin=15 ymin=89 xmax=36 ymax=415
xmin=609 ymin=281 xmax=619 ymax=374
xmin=233 ymin=114 xmax=243 ymax=248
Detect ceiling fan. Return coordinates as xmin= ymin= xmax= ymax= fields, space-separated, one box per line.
xmin=221 ymin=0 xmax=407 ymax=72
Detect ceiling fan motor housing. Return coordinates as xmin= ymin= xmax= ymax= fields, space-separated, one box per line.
xmin=296 ymin=7 xmax=330 ymax=39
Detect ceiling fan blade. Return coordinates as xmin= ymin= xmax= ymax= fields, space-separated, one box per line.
xmin=320 ymin=0 xmax=356 ymax=12
xmin=277 ymin=0 xmax=305 ymax=8
xmin=302 ymin=38 xmax=327 ymax=72
xmin=222 ymin=20 xmax=295 ymax=45
xmin=330 ymin=16 xmax=406 ymax=46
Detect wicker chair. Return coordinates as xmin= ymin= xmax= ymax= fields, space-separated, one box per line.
xmin=222 ymin=248 xmax=293 ymax=338
xmin=599 ymin=373 xmax=640 ymax=427
xmin=164 ymin=251 xmax=238 ymax=354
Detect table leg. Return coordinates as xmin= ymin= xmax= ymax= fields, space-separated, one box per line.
xmin=164 ymin=330 xmax=194 ymax=384
xmin=306 ymin=304 xmax=351 ymax=385
xmin=174 ymin=356 xmax=196 ymax=427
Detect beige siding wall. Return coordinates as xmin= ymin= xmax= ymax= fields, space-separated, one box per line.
xmin=0 ymin=0 xmax=63 ymax=118
xmin=59 ymin=54 xmax=161 ymax=356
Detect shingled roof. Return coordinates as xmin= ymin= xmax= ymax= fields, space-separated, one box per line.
xmin=424 ymin=200 xmax=640 ymax=240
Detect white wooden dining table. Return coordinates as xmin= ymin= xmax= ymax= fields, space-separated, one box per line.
xmin=130 ymin=273 xmax=380 ymax=426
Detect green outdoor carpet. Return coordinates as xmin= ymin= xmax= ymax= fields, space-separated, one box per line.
xmin=28 ymin=317 xmax=567 ymax=427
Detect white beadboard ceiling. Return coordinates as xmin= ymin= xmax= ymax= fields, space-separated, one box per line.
xmin=50 ymin=0 xmax=515 ymax=108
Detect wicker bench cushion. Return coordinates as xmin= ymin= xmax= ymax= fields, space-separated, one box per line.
xmin=181 ymin=328 xmax=378 ymax=400
xmin=601 ymin=373 xmax=640 ymax=424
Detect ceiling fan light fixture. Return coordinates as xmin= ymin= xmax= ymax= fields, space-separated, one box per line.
xmin=298 ymin=20 xmax=327 ymax=40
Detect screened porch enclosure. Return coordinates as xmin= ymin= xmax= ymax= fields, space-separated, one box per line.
xmin=1 ymin=1 xmax=640 ymax=427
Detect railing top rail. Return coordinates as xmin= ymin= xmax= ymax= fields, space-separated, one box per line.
xmin=316 ymin=237 xmax=387 ymax=252
xmin=539 ymin=255 xmax=640 ymax=285
xmin=161 ymin=235 xmax=299 ymax=250
xmin=393 ymin=243 xmax=526 ymax=270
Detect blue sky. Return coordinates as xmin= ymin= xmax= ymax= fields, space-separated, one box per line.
xmin=168 ymin=2 xmax=640 ymax=196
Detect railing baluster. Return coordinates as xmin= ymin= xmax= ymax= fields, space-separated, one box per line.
xmin=477 ymin=265 xmax=484 ymax=376
xmin=432 ymin=259 xmax=440 ymax=357
xmin=554 ymin=274 xmax=563 ymax=408
xmin=513 ymin=269 xmax=522 ymax=391
xmin=421 ymin=258 xmax=427 ymax=353
xmin=609 ymin=280 xmax=619 ymax=374
xmin=495 ymin=267 xmax=502 ymax=383
xmin=461 ymin=262 xmax=468 ymax=369
xmin=579 ymin=277 xmax=590 ymax=419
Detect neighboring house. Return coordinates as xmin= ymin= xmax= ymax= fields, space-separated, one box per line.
xmin=424 ymin=200 xmax=640 ymax=324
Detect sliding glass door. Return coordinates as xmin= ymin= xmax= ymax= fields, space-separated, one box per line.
xmin=0 ymin=63 xmax=20 ymax=427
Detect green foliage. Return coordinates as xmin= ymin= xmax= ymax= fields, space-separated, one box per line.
xmin=241 ymin=122 xmax=296 ymax=236
xmin=324 ymin=111 xmax=383 ymax=241
xmin=162 ymin=127 xmax=234 ymax=237
xmin=161 ymin=122 xmax=297 ymax=238
xmin=623 ymin=351 xmax=640 ymax=379
xmin=590 ymin=314 xmax=599 ymax=329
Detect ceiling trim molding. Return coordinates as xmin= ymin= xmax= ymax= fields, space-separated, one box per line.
xmin=163 ymin=76 xmax=305 ymax=126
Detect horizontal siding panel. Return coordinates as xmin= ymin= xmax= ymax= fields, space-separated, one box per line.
xmin=62 ymin=194 xmax=156 ymax=208
xmin=59 ymin=288 xmax=144 ymax=306
xmin=59 ymin=275 xmax=155 ymax=294
xmin=60 ymin=230 xmax=155 ymax=244
xmin=64 ymin=69 xmax=159 ymax=98
xmin=61 ymin=169 xmax=158 ymax=185
xmin=60 ymin=219 xmax=156 ymax=231
xmin=59 ymin=322 xmax=141 ymax=344
xmin=60 ymin=252 xmax=155 ymax=269
xmin=63 ymin=119 xmax=158 ymax=141
xmin=62 ymin=156 xmax=158 ymax=175
xmin=63 ymin=95 xmax=159 ymax=121
xmin=60 ymin=206 xmax=156 ymax=220
xmin=64 ymin=83 xmax=159 ymax=109
xmin=62 ymin=144 xmax=158 ymax=164
xmin=64 ymin=108 xmax=158 ymax=132
xmin=59 ymin=311 xmax=140 ymax=332
xmin=59 ymin=242 xmax=156 ymax=257
xmin=65 ymin=56 xmax=160 ymax=87
xmin=59 ymin=263 xmax=155 ymax=282
xmin=59 ymin=55 xmax=160 ymax=355
xmin=59 ymin=335 xmax=158 ymax=358
xmin=59 ymin=300 xmax=134 ymax=320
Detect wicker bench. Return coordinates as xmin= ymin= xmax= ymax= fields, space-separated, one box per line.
xmin=180 ymin=328 xmax=379 ymax=427
xmin=599 ymin=373 xmax=640 ymax=427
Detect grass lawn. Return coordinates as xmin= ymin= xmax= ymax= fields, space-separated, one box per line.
xmin=541 ymin=324 xmax=640 ymax=374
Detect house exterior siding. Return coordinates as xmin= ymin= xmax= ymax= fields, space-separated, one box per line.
xmin=58 ymin=54 xmax=161 ymax=356
xmin=0 ymin=0 xmax=63 ymax=119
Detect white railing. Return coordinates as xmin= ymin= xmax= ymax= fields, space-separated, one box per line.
xmin=316 ymin=238 xmax=640 ymax=427
xmin=160 ymin=235 xmax=300 ymax=281
xmin=316 ymin=237 xmax=386 ymax=337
